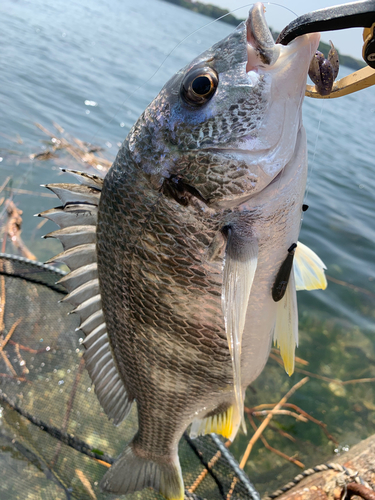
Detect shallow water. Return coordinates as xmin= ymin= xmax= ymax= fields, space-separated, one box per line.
xmin=1 ymin=0 xmax=375 ymax=496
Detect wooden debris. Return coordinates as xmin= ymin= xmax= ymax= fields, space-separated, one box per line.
xmin=247 ymin=414 xmax=305 ymax=468
xmin=267 ymin=433 xmax=375 ymax=500
xmin=227 ymin=378 xmax=310 ymax=499
xmin=32 ymin=122 xmax=112 ymax=173
xmin=240 ymin=378 xmax=309 ymax=469
xmin=75 ymin=469 xmax=98 ymax=500
xmin=269 ymin=352 xmax=375 ymax=388
xmin=1 ymin=200 xmax=36 ymax=260
xmin=0 ymin=318 xmax=23 ymax=354
xmin=246 ymin=402 xmax=338 ymax=446
xmin=327 ymin=275 xmax=375 ymax=299
xmin=271 ymin=348 xmax=309 ymax=366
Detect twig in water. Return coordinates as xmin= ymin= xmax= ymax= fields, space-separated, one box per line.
xmin=341 ymin=377 xmax=375 ymax=385
xmin=0 ymin=318 xmax=23 ymax=377
xmin=1 ymin=352 xmax=16 ymax=376
xmin=247 ymin=414 xmax=304 ymax=468
xmin=75 ymin=469 xmax=97 ymax=500
xmin=283 ymin=403 xmax=338 ymax=445
xmin=271 ymin=348 xmax=309 ymax=366
xmin=269 ymin=354 xmax=375 ymax=388
xmin=327 ymin=275 xmax=375 ymax=299
xmin=240 ymin=378 xmax=309 ymax=469
xmin=266 ymin=423 xmax=297 ymax=443
xmin=4 ymin=187 xmax=56 ymax=198
xmin=227 ymin=378 xmax=309 ymax=500
xmin=0 ymin=372 xmax=27 ymax=382
xmin=8 ymin=340 xmax=46 ymax=354
xmin=246 ymin=402 xmax=338 ymax=445
xmin=0 ymin=317 xmax=23 ymax=354
xmin=251 ymin=410 xmax=308 ymax=422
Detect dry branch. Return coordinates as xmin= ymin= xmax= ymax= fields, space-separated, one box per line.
xmin=247 ymin=414 xmax=304 ymax=468
xmin=75 ymin=469 xmax=97 ymax=500
xmin=1 ymin=200 xmax=36 ymax=260
xmin=0 ymin=318 xmax=23 ymax=354
xmin=251 ymin=409 xmax=308 ymax=422
xmin=33 ymin=122 xmax=112 ymax=172
xmin=240 ymin=377 xmax=309 ymax=469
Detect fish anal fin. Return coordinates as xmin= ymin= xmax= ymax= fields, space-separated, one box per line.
xmin=100 ymin=438 xmax=184 ymax=500
xmin=190 ymin=403 xmax=242 ymax=442
xmin=274 ymin=272 xmax=298 ymax=376
xmin=294 ymin=241 xmax=327 ymax=291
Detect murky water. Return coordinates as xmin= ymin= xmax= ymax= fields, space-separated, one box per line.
xmin=1 ymin=0 xmax=375 ymax=496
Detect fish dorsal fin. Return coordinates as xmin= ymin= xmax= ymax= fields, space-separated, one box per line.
xmin=273 ymin=270 xmax=298 ymax=376
xmin=221 ymin=226 xmax=258 ymax=434
xmin=38 ymin=170 xmax=132 ymax=425
xmin=294 ymin=241 xmax=327 ymax=291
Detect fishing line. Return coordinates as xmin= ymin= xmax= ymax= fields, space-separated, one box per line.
xmin=88 ymin=2 xmax=298 ymax=144
xmin=300 ymin=98 xmax=326 ymax=230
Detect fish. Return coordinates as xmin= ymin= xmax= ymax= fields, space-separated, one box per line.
xmin=38 ymin=3 xmax=327 ymax=499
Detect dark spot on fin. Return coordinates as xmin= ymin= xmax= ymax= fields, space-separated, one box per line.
xmin=272 ymin=243 xmax=297 ymax=302
xmin=302 ymin=204 xmax=309 ymax=212
xmin=161 ymin=175 xmax=207 ymax=207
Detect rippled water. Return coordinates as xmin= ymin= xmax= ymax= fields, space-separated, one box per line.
xmin=1 ymin=0 xmax=375 ymax=495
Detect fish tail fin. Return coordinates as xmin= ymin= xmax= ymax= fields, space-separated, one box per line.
xmin=100 ymin=437 xmax=184 ymax=500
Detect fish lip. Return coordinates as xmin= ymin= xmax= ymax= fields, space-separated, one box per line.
xmin=246 ymin=2 xmax=279 ymax=67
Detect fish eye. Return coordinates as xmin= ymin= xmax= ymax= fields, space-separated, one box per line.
xmin=181 ymin=67 xmax=218 ymax=106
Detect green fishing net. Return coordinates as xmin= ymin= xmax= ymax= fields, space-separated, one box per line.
xmin=0 ymin=253 xmax=259 ymax=500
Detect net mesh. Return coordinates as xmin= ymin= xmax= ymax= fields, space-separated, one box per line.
xmin=0 ymin=254 xmax=259 ymax=500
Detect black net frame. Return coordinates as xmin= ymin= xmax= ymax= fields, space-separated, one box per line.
xmin=0 ymin=253 xmax=260 ymax=500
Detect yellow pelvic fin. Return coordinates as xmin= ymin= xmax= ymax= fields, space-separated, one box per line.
xmin=190 ymin=404 xmax=241 ymax=442
xmin=273 ymin=271 xmax=298 ymax=376
xmin=294 ymin=241 xmax=327 ymax=291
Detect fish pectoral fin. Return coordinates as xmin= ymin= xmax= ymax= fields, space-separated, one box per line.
xmin=273 ymin=271 xmax=298 ymax=376
xmin=222 ymin=226 xmax=258 ymax=433
xmin=190 ymin=403 xmax=242 ymax=442
xmin=294 ymin=241 xmax=327 ymax=291
xmin=100 ymin=437 xmax=184 ymax=500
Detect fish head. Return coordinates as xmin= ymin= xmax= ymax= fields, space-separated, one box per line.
xmin=130 ymin=3 xmax=320 ymax=208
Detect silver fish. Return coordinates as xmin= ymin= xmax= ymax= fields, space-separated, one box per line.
xmin=40 ymin=3 xmax=327 ymax=499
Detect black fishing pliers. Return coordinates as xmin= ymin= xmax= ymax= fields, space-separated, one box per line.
xmin=277 ymin=0 xmax=375 ymax=98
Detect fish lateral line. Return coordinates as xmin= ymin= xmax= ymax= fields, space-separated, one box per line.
xmin=272 ymin=242 xmax=297 ymax=302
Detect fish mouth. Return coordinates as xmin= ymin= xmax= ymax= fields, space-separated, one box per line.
xmin=246 ymin=2 xmax=280 ymax=70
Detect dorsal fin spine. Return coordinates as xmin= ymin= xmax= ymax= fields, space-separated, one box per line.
xmin=41 ymin=170 xmax=133 ymax=425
